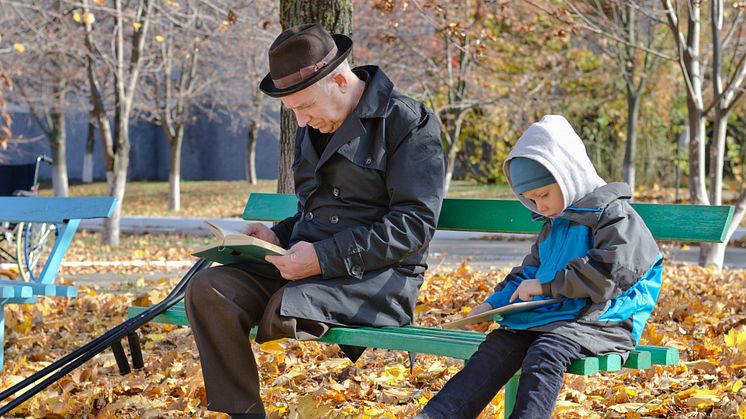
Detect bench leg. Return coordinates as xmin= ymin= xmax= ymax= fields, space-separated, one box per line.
xmin=504 ymin=371 xmax=520 ymax=418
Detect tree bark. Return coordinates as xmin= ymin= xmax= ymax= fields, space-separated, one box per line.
xmin=101 ymin=0 xmax=152 ymax=246
xmin=247 ymin=121 xmax=258 ymax=185
xmin=622 ymin=91 xmax=641 ymax=194
xmin=82 ymin=118 xmax=95 ymax=183
xmin=168 ymin=126 xmax=183 ymax=212
xmin=278 ymin=106 xmax=296 ymax=193
xmin=246 ymin=85 xmax=264 ymax=185
xmin=277 ymin=0 xmax=353 ymax=194
xmin=699 ymin=0 xmax=746 ymax=268
xmin=49 ymin=110 xmax=68 ymax=197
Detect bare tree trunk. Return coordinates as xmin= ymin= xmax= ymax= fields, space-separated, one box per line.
xmin=700 ymin=0 xmax=740 ymax=268
xmin=278 ymin=106 xmax=296 ymax=193
xmin=687 ymin=106 xmax=708 ymax=205
xmin=246 ymin=88 xmax=264 ymax=185
xmin=50 ymin=110 xmax=68 ymax=197
xmin=247 ymin=121 xmax=258 ymax=185
xmin=674 ymin=127 xmax=689 ymax=203
xmin=85 ymin=21 xmax=114 ymax=176
xmin=708 ymin=112 xmax=728 ymax=205
xmin=622 ymin=91 xmax=641 ymax=193
xmin=168 ymin=126 xmax=183 ymax=212
xmin=700 ymin=189 xmax=746 ymax=267
xmin=277 ymin=0 xmax=353 ymax=194
xmin=443 ymin=139 xmax=458 ymax=196
xmin=82 ymin=118 xmax=95 ymax=183
xmin=102 ymin=117 xmax=130 ymax=246
xmin=684 ymin=4 xmax=708 ymax=206
xmin=101 ymin=0 xmax=151 ymax=246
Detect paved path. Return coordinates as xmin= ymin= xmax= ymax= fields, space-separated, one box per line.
xmin=61 ymin=215 xmax=746 ymax=286
xmin=66 ymin=236 xmax=746 ymax=287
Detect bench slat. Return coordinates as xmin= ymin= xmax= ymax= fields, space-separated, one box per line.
xmin=0 ymin=284 xmax=32 ymax=299
xmin=624 ymin=350 xmax=652 ymax=369
xmin=242 ymin=193 xmax=733 ymax=243
xmin=128 ymin=302 xmax=678 ymax=375
xmin=566 ymin=357 xmax=600 ymax=375
xmin=635 ymin=345 xmax=679 ymax=365
xmin=0 ymin=197 xmax=116 ymax=223
xmin=0 ymin=280 xmax=76 ymax=298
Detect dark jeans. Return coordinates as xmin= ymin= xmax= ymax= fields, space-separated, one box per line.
xmin=421 ymin=329 xmax=585 ymax=419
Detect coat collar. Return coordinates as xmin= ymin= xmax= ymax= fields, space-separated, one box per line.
xmin=533 ymin=182 xmax=632 ymax=227
xmin=315 ymin=65 xmax=394 ymax=169
xmin=560 ymin=182 xmax=632 ymax=226
xmin=352 ymin=65 xmax=394 ymax=118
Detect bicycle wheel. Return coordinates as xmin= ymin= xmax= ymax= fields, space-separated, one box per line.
xmin=16 ymin=222 xmax=58 ymax=282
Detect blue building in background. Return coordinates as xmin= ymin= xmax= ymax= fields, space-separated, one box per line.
xmin=0 ymin=107 xmax=280 ymax=181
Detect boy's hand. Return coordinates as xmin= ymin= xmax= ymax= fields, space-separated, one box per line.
xmin=510 ymin=279 xmax=543 ymax=303
xmin=244 ymin=223 xmax=281 ymax=246
xmin=265 ymin=241 xmax=321 ymax=281
xmin=464 ymin=302 xmax=493 ymax=332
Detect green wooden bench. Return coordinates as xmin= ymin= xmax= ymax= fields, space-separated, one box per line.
xmin=0 ymin=196 xmax=117 ymax=370
xmin=129 ymin=192 xmax=733 ymax=417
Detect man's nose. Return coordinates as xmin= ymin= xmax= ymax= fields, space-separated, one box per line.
xmin=294 ymin=110 xmax=310 ymax=127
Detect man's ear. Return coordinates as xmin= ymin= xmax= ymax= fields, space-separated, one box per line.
xmin=331 ymin=72 xmax=348 ymax=92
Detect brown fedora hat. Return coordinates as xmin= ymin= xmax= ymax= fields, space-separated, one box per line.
xmin=260 ymin=23 xmax=352 ymax=98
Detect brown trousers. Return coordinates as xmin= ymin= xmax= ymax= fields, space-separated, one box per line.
xmin=184 ymin=262 xmax=330 ymax=415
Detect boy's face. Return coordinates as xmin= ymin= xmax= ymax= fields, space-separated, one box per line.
xmin=522 ymin=183 xmax=564 ymax=218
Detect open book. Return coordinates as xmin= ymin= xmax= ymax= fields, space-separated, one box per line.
xmin=441 ymin=298 xmax=562 ymax=329
xmin=192 ymin=220 xmax=288 ymax=265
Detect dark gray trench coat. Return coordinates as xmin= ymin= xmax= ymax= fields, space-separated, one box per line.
xmin=270 ymin=65 xmax=446 ymax=329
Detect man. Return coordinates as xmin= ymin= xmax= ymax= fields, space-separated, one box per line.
xmin=185 ymin=23 xmax=446 ymax=418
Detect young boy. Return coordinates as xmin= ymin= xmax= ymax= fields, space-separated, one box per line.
xmin=415 ymin=115 xmax=663 ymax=419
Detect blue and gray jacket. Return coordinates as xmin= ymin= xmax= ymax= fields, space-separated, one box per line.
xmin=489 ymin=115 xmax=663 ymax=358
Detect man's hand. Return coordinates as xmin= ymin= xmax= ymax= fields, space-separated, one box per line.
xmin=510 ymin=279 xmax=543 ymax=303
xmin=464 ymin=302 xmax=493 ymax=332
xmin=244 ymin=223 xmax=281 ymax=246
xmin=265 ymin=241 xmax=321 ymax=281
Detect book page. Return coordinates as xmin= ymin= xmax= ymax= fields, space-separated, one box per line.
xmin=204 ymin=220 xmax=247 ymax=241
xmin=441 ymin=298 xmax=562 ymax=329
xmin=193 ymin=220 xmax=289 ymax=263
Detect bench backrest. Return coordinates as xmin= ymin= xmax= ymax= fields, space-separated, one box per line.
xmin=242 ymin=193 xmax=734 ymax=243
xmin=0 ymin=197 xmax=117 ymax=223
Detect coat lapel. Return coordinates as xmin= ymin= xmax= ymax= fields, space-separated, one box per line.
xmin=315 ymin=116 xmax=366 ymax=171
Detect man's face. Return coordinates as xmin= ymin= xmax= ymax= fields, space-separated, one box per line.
xmin=281 ymin=78 xmax=346 ymax=133
xmin=522 ymin=183 xmax=564 ymax=218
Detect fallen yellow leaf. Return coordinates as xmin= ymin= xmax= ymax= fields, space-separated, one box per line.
xmin=725 ymin=328 xmax=746 ymax=351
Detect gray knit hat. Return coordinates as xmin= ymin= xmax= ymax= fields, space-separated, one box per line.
xmin=508 ymin=157 xmax=557 ymax=194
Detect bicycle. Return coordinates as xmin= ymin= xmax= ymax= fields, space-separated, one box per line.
xmin=0 ymin=155 xmax=57 ymax=281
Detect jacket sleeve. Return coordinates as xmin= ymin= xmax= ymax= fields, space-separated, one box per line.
xmin=313 ymin=111 xmax=446 ymax=279
xmin=270 ymin=207 xmax=301 ymax=248
xmin=541 ymin=202 xmax=660 ymax=303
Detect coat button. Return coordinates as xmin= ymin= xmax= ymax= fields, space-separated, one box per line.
xmin=329 ymin=215 xmax=339 ymax=224
xmin=304 ymin=212 xmax=314 ymax=221
xmin=351 ymin=265 xmax=363 ymax=276
xmin=332 ymin=187 xmax=340 ymax=197
xmin=364 ymin=157 xmax=373 ymax=165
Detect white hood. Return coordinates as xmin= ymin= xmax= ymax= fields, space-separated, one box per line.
xmin=503 ymin=115 xmax=606 ymax=213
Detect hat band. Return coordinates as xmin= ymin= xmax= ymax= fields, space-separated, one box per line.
xmin=272 ymin=45 xmax=338 ymax=89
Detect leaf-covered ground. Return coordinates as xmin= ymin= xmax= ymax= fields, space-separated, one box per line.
xmin=1 ymin=260 xmax=745 ymax=418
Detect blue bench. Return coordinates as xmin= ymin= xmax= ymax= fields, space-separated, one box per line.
xmin=0 ymin=196 xmax=116 ymax=370
xmin=130 ymin=192 xmax=733 ymax=417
